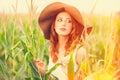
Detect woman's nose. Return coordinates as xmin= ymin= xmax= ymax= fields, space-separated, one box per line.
xmin=62 ymin=20 xmax=66 ymax=26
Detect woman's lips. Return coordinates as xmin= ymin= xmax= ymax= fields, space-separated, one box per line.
xmin=60 ymin=28 xmax=66 ymax=31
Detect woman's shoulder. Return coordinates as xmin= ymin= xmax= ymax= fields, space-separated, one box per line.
xmin=74 ymin=43 xmax=86 ymax=55
xmin=77 ymin=45 xmax=86 ymax=55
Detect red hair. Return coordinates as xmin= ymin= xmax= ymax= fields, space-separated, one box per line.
xmin=49 ymin=12 xmax=84 ymax=63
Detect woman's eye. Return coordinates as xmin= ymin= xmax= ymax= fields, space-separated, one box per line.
xmin=57 ymin=19 xmax=72 ymax=23
xmin=57 ymin=19 xmax=62 ymax=22
xmin=66 ymin=19 xmax=72 ymax=23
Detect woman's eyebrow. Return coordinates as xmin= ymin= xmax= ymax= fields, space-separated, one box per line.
xmin=66 ymin=18 xmax=72 ymax=20
xmin=57 ymin=17 xmax=71 ymax=20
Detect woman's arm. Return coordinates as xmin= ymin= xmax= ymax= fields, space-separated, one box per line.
xmin=76 ymin=46 xmax=87 ymax=65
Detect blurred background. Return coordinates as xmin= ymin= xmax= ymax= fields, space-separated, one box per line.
xmin=0 ymin=0 xmax=120 ymax=14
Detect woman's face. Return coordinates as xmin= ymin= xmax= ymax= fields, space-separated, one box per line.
xmin=55 ymin=11 xmax=73 ymax=36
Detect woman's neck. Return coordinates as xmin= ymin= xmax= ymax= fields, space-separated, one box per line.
xmin=58 ymin=35 xmax=68 ymax=48
xmin=56 ymin=35 xmax=69 ymax=59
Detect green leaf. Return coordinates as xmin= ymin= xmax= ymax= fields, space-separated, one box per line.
xmin=67 ymin=51 xmax=74 ymax=80
xmin=44 ymin=63 xmax=61 ymax=80
xmin=0 ymin=59 xmax=9 ymax=80
xmin=29 ymin=60 xmax=42 ymax=80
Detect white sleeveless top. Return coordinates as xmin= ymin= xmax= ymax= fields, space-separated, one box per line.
xmin=48 ymin=45 xmax=84 ymax=80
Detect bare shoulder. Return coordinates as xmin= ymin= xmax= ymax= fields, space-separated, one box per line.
xmin=77 ymin=46 xmax=86 ymax=55
xmin=75 ymin=46 xmax=87 ymax=64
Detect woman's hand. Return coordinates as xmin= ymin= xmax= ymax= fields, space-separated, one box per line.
xmin=34 ymin=59 xmax=46 ymax=76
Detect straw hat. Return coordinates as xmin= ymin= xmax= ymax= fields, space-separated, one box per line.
xmin=38 ymin=2 xmax=92 ymax=39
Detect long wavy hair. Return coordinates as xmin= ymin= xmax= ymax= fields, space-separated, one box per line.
xmin=49 ymin=11 xmax=84 ymax=63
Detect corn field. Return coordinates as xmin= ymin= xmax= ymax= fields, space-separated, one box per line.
xmin=0 ymin=0 xmax=120 ymax=80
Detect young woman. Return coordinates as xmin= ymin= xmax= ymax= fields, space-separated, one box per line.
xmin=35 ymin=2 xmax=92 ymax=80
